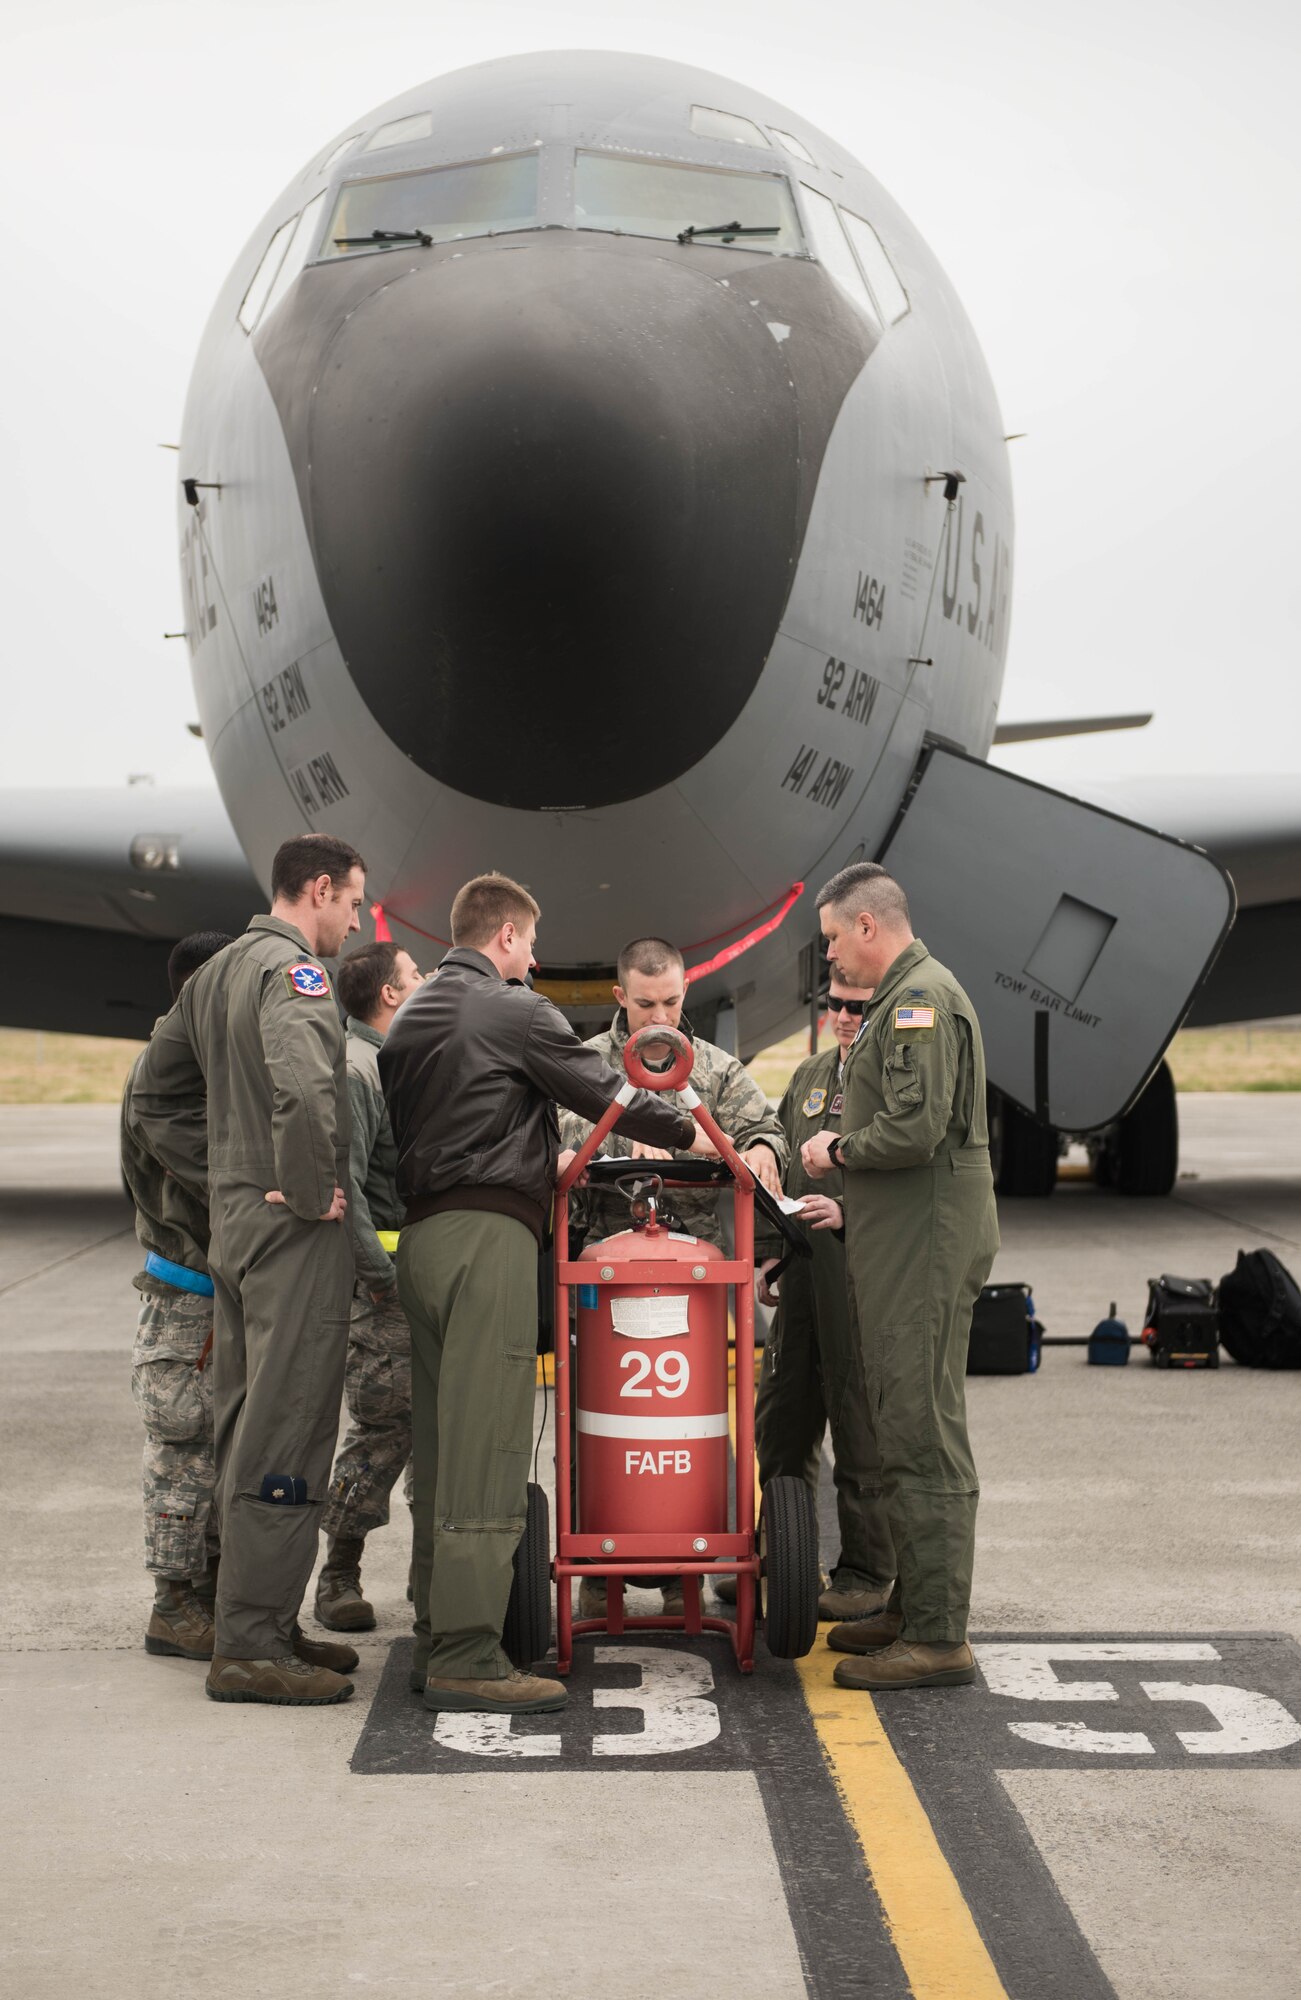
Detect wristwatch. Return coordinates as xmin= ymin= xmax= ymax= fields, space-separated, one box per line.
xmin=828 ymin=1135 xmax=845 ymax=1168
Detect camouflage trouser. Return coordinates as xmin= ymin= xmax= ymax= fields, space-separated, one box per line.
xmin=130 ymin=1282 xmax=218 ymax=1580
xmin=321 ymin=1286 xmax=413 ymax=1540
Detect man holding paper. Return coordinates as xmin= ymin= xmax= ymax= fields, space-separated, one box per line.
xmin=750 ymin=977 xmax=896 ymax=1624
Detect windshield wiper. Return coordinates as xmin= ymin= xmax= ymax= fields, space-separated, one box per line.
xmin=333 ymin=228 xmax=433 ymax=249
xmin=676 ymin=220 xmax=780 ymax=244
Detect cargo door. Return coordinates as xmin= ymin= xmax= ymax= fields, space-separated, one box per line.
xmin=879 ymin=745 xmax=1235 ymax=1129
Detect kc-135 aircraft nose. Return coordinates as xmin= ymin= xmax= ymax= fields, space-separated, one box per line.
xmin=280 ymin=238 xmax=804 ymax=811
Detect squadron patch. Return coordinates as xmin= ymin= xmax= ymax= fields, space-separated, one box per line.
xmin=285 ymin=962 xmax=331 ymax=999
xmin=893 ymin=1004 xmax=935 ymax=1037
xmin=829 ymin=1091 xmax=844 ymax=1117
xmin=802 ymin=1086 xmax=828 ymax=1117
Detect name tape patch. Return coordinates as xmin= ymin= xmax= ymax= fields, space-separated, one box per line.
xmin=286 ymin=962 xmax=331 ymax=999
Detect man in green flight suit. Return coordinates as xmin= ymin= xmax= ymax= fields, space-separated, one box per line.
xmin=802 ymin=862 xmax=999 ymax=1690
xmin=316 ymin=938 xmax=424 ymax=1630
xmin=752 ymin=974 xmax=896 ymax=1624
xmin=129 ymin=832 xmax=367 ymax=1707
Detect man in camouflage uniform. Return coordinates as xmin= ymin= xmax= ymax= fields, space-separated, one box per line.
xmin=753 ymin=976 xmax=896 ymax=1623
xmin=122 ymin=930 xmax=233 ymax=1661
xmin=802 ymin=863 xmax=999 ymax=1691
xmin=129 ymin=833 xmax=367 ymax=1707
xmin=558 ymin=936 xmax=787 ymax=1617
xmin=315 ymin=939 xmax=423 ymax=1632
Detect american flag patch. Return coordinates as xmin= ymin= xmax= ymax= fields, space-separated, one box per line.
xmin=894 ymin=1005 xmax=935 ymax=1030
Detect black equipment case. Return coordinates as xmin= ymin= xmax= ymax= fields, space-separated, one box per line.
xmin=968 ymin=1283 xmax=1043 ymax=1375
xmin=1141 ymin=1274 xmax=1219 ymax=1368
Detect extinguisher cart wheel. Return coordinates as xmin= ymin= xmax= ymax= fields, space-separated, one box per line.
xmin=758 ymin=1476 xmax=819 ymax=1659
xmin=503 ymin=1482 xmax=552 ymax=1668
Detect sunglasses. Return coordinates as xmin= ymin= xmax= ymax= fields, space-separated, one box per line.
xmin=827 ymin=996 xmax=868 ymax=1017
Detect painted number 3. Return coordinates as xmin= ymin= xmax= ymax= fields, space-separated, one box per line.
xmin=432 ymin=1648 xmax=720 ymax=1759
xmin=619 ymin=1349 xmax=690 ymax=1398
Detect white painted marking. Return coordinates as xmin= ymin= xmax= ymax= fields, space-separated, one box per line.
xmin=577 ymin=1409 xmax=728 ymax=1439
xmin=976 ymin=1642 xmax=1219 ymax=1703
xmin=1141 ymin=1681 xmax=1301 ymax=1754
xmin=592 ymin=1646 xmax=720 ymax=1756
xmin=432 ymin=1712 xmax=561 ymax=1758
xmin=1009 ymin=1720 xmax=1155 ymax=1754
xmin=624 ymin=1447 xmax=692 ymax=1475
xmin=767 ymin=321 xmax=791 ymax=343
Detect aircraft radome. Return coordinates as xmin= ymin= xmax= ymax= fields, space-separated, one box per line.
xmin=2 ymin=50 xmax=1298 ymax=1194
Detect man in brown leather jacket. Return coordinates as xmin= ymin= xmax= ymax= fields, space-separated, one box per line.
xmin=381 ymin=871 xmax=712 ymax=1717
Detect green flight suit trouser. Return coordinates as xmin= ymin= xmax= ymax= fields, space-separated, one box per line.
xmin=753 ymin=1250 xmax=895 ymax=1592
xmin=399 ymin=1210 xmax=539 ymax=1682
xmin=209 ymin=1183 xmax=353 ymax=1658
xmin=844 ymin=1163 xmax=997 ymax=1643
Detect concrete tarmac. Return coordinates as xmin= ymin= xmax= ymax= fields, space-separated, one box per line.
xmin=2 ymin=1098 xmax=1299 ymax=1999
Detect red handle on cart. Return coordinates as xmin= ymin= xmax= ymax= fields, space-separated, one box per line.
xmin=622 ymin=1023 xmax=695 ymax=1092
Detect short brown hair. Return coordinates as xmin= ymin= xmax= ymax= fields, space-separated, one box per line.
xmin=271 ymin=833 xmax=366 ymax=903
xmin=815 ymin=862 xmax=911 ymax=928
xmin=450 ymin=872 xmax=540 ymax=948
xmin=617 ymin=937 xmax=684 ymax=985
xmin=338 ymin=941 xmax=401 ymax=1022
xmin=166 ymin=931 xmax=234 ymax=1001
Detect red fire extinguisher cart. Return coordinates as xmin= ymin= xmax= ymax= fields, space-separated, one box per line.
xmin=551 ymin=1025 xmax=819 ymax=1674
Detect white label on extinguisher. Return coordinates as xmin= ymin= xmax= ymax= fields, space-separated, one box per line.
xmin=610 ymin=1295 xmax=690 ymax=1339
xmin=577 ymin=1410 xmax=729 ymax=1438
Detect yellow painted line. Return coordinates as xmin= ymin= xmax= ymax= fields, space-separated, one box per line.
xmin=729 ymin=1384 xmax=1008 ymax=2000
xmin=795 ymin=1650 xmax=1008 ymax=1999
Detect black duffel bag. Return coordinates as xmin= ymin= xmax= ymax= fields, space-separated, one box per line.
xmin=1217 ymin=1250 xmax=1301 ymax=1369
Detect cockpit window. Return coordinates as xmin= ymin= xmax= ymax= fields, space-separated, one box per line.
xmin=238 ymin=216 xmax=295 ymax=332
xmin=260 ymin=191 xmax=326 ymax=322
xmin=317 ymin=135 xmax=360 ymax=177
xmin=690 ymin=105 xmax=771 ymax=148
xmin=364 ymin=111 xmax=433 ymax=153
xmin=800 ymin=185 xmax=880 ymax=325
xmin=320 ymin=153 xmax=540 ymax=257
xmin=575 ymin=153 xmax=802 ymax=255
xmin=770 ymin=128 xmax=816 ymax=166
xmin=841 ymin=210 xmax=910 ymax=324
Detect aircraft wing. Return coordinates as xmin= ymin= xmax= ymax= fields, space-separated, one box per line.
xmin=1067 ymin=774 xmax=1301 ymax=1026
xmin=0 ymin=789 xmax=262 ymax=1038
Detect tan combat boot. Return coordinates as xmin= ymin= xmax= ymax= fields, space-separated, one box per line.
xmin=818 ymin=1581 xmax=894 ymax=1623
xmin=291 ymin=1620 xmax=359 ymax=1675
xmin=826 ymin=1606 xmax=903 ymax=1654
xmin=206 ymin=1654 xmax=355 ymax=1704
xmin=832 ymin=1639 xmax=975 ymax=1690
xmin=314 ymin=1536 xmax=376 ymax=1632
xmin=145 ymin=1584 xmax=215 ymax=1661
xmin=578 ymin=1577 xmax=620 ymax=1619
xmin=423 ymin=1667 xmax=568 ymax=1714
xmin=660 ymin=1580 xmax=685 ymax=1617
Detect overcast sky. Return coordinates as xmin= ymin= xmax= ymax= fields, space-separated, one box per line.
xmin=1 ymin=0 xmax=1297 ymax=796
